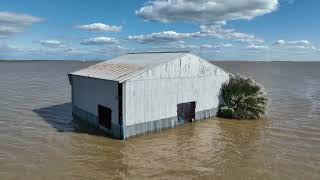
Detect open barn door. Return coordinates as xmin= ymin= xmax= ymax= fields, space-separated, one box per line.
xmin=98 ymin=105 xmax=112 ymax=129
xmin=177 ymin=102 xmax=196 ymax=124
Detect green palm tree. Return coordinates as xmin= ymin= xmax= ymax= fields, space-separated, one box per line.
xmin=218 ymin=75 xmax=268 ymax=120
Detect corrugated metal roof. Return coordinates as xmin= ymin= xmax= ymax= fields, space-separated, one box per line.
xmin=70 ymin=52 xmax=188 ymax=82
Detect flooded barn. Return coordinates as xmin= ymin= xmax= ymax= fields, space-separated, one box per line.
xmin=68 ymin=52 xmax=231 ymax=139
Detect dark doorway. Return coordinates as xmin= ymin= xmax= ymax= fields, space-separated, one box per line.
xmin=177 ymin=101 xmax=196 ymax=124
xmin=98 ymin=105 xmax=112 ymax=129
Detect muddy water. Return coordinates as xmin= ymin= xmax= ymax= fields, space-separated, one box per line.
xmin=0 ymin=61 xmax=319 ymax=180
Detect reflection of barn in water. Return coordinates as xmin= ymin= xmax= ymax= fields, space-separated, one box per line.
xmin=68 ymin=51 xmax=231 ymax=139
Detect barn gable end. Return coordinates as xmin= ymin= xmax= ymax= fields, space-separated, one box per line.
xmin=122 ymin=53 xmax=230 ymax=138
xmin=125 ymin=53 xmax=231 ymax=82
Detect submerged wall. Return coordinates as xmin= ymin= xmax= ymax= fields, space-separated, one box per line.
xmin=70 ymin=75 xmax=122 ymax=138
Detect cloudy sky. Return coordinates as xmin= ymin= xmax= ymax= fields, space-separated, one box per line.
xmin=0 ymin=0 xmax=319 ymax=61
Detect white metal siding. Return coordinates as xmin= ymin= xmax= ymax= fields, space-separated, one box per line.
xmin=124 ymin=54 xmax=229 ymax=126
xmin=72 ymin=76 xmax=119 ymax=125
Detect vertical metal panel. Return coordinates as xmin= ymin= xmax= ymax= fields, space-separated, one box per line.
xmin=123 ymin=54 xmax=229 ymax=126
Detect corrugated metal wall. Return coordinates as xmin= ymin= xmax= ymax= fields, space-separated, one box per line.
xmin=72 ymin=76 xmax=119 ymax=125
xmin=123 ymin=54 xmax=229 ymax=126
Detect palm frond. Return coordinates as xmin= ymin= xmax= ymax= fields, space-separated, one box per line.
xmin=218 ymin=75 xmax=268 ymax=120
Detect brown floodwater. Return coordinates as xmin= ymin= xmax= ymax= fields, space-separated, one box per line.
xmin=0 ymin=61 xmax=319 ymax=180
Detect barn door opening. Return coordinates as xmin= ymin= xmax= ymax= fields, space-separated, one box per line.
xmin=177 ymin=101 xmax=196 ymax=124
xmin=98 ymin=105 xmax=112 ymax=129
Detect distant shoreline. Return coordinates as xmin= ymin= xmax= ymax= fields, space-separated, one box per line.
xmin=0 ymin=60 xmax=319 ymax=63
xmin=0 ymin=60 xmax=101 ymax=62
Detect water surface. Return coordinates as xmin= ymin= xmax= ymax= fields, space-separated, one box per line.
xmin=0 ymin=61 xmax=319 ymax=179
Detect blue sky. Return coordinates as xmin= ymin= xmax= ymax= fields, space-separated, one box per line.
xmin=0 ymin=0 xmax=319 ymax=61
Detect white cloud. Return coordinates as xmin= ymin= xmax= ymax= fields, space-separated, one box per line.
xmin=40 ymin=40 xmax=64 ymax=48
xmin=81 ymin=37 xmax=118 ymax=45
xmin=128 ymin=24 xmax=263 ymax=44
xmin=275 ymin=39 xmax=317 ymax=51
xmin=176 ymin=44 xmax=199 ymax=49
xmin=0 ymin=43 xmax=132 ymax=60
xmin=199 ymin=24 xmax=264 ymax=43
xmin=291 ymin=40 xmax=310 ymax=45
xmin=247 ymin=44 xmax=269 ymax=50
xmin=0 ymin=44 xmax=22 ymax=52
xmin=199 ymin=44 xmax=213 ymax=49
xmin=276 ymin=39 xmax=285 ymax=45
xmin=64 ymin=45 xmax=134 ymax=60
xmin=276 ymin=40 xmax=310 ymax=45
xmin=200 ymin=43 xmax=233 ymax=49
xmin=128 ymin=31 xmax=192 ymax=43
xmin=136 ymin=0 xmax=278 ymax=23
xmin=0 ymin=12 xmax=42 ymax=26
xmin=215 ymin=43 xmax=233 ymax=48
xmin=0 ymin=27 xmax=21 ymax=38
xmin=0 ymin=12 xmax=42 ymax=38
xmin=158 ymin=43 xmax=233 ymax=50
xmin=76 ymin=23 xmax=122 ymax=32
